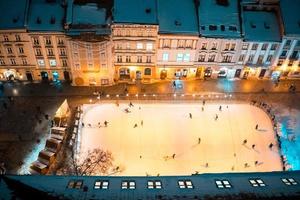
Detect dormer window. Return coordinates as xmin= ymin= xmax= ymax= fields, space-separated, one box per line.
xmin=250 ymin=22 xmax=256 ymax=28
xmin=229 ymin=26 xmax=237 ymax=31
xmin=264 ymin=22 xmax=270 ymax=29
xmin=209 ymin=25 xmax=217 ymax=31
xmin=50 ymin=16 xmax=56 ymax=24
xmin=36 ymin=17 xmax=42 ymax=24
xmin=220 ymin=25 xmax=225 ymax=31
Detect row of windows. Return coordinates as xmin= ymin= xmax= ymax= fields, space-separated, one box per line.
xmin=37 ymin=59 xmax=67 ymax=67
xmin=3 ymin=34 xmax=21 ymax=42
xmin=0 ymin=58 xmax=28 ymax=65
xmin=73 ymin=63 xmax=108 ymax=71
xmin=162 ymin=53 xmax=191 ymax=62
xmin=161 ymin=39 xmax=195 ymax=49
xmin=116 ymin=55 xmax=152 ymax=63
xmin=200 ymin=42 xmax=236 ymax=51
xmin=242 ymin=43 xmax=278 ymax=51
xmin=113 ymin=29 xmax=155 ymax=37
xmin=116 ymin=42 xmax=153 ymax=51
xmin=67 ymin=178 xmax=298 ymax=190
xmin=1 ymin=47 xmax=25 ymax=54
xmin=238 ymin=54 xmax=273 ymax=64
xmin=35 ymin=48 xmax=67 ymax=57
xmin=32 ymin=36 xmax=64 ymax=46
xmin=277 ymin=60 xmax=300 ymax=67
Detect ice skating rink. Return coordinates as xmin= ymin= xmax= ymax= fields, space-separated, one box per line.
xmin=79 ymin=102 xmax=282 ymax=176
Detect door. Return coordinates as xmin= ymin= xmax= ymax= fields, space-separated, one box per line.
xmin=234 ymin=69 xmax=241 ymax=78
xmin=119 ymin=68 xmax=130 ymax=80
xmin=41 ymin=72 xmax=49 ymax=81
xmin=259 ymin=69 xmax=266 ymax=78
xmin=63 ymin=71 xmax=70 ymax=81
xmin=160 ymin=70 xmax=167 ymax=80
xmin=26 ymin=72 xmax=33 ymax=81
xmin=136 ymin=71 xmax=142 ymax=79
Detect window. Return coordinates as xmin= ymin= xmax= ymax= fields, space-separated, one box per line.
xmin=62 ymin=59 xmax=68 ymax=67
xmin=146 ymin=56 xmax=151 ymax=63
xmin=144 ymin=68 xmax=151 ymax=75
xmin=211 ymin=42 xmax=217 ymax=50
xmin=224 ymin=43 xmax=230 ymax=50
xmin=252 ymin=44 xmax=258 ymax=50
xmin=57 ymin=38 xmax=64 ymax=45
xmin=126 ymin=56 xmax=131 ymax=63
xmin=183 ymin=54 xmax=190 ymax=62
xmin=198 ymin=55 xmax=205 ymax=62
xmin=177 ymin=53 xmax=183 ymax=62
xmin=162 ymin=53 xmax=169 ymax=61
xmin=86 ymin=43 xmax=92 ymax=51
xmin=285 ymin=40 xmax=291 ymax=46
xmin=248 ymin=55 xmax=254 ymax=62
xmin=121 ymin=181 xmax=135 ymax=189
xmin=288 ymin=60 xmax=294 ymax=66
xmin=230 ymin=43 xmax=236 ymax=51
xmin=49 ymin=59 xmax=56 ymax=67
xmin=87 ymin=52 xmax=93 ymax=60
xmin=4 ymin=35 xmax=9 ymax=42
xmin=0 ymin=59 xmax=5 ymax=65
xmin=19 ymin=47 xmax=24 ymax=54
xmin=222 ymin=55 xmax=232 ymax=63
xmin=126 ymin=42 xmax=130 ymax=49
xmin=208 ymin=54 xmax=215 ymax=62
xmin=116 ymin=43 xmax=122 ymax=49
xmin=10 ymin=58 xmax=16 ymax=65
xmin=215 ymin=180 xmax=232 ymax=189
xmin=117 ymin=55 xmax=122 ymax=63
xmin=249 ymin=179 xmax=266 ymax=187
xmin=137 ymin=43 xmax=143 ymax=49
xmin=147 ymin=180 xmax=162 ymax=189
xmin=146 ymin=43 xmax=153 ymax=50
xmin=47 ymin=48 xmax=54 ymax=56
xmin=37 ymin=59 xmax=45 ymax=66
xmin=137 ymin=56 xmax=142 ymax=63
xmin=22 ymin=58 xmax=27 ymax=65
xmin=88 ymin=63 xmax=93 ymax=69
xmin=229 ymin=26 xmax=237 ymax=31
xmin=33 ymin=37 xmax=39 ymax=45
xmin=277 ymin=60 xmax=283 ymax=66
xmin=100 ymin=52 xmax=106 ymax=60
xmin=186 ymin=40 xmax=192 ymax=48
xmin=94 ymin=180 xmax=109 ymax=189
xmin=45 ymin=37 xmax=52 ymax=45
xmin=261 ymin=43 xmax=268 ymax=50
xmin=281 ymin=178 xmax=298 ymax=186
xmin=257 ymin=55 xmax=264 ymax=64
xmin=281 ymin=51 xmax=287 ymax=57
xmin=201 ymin=43 xmax=207 ymax=50
xmin=7 ymin=47 xmax=13 ymax=54
xmin=271 ymin=44 xmax=277 ymax=50
xmin=239 ymin=54 xmax=245 ymax=62
xmin=60 ymin=49 xmax=66 ymax=56
xmin=178 ymin=180 xmax=193 ymax=189
xmin=209 ymin=25 xmax=217 ymax=30
xmin=266 ymin=55 xmax=272 ymax=62
xmin=15 ymin=35 xmax=21 ymax=41
xmin=67 ymin=180 xmax=83 ymax=189
xmin=72 ymin=42 xmax=78 ymax=50
xmin=101 ymin=63 xmax=107 ymax=69
xmin=291 ymin=51 xmax=298 ymax=59
xmin=163 ymin=39 xmax=170 ymax=48
xmin=73 ymin=52 xmax=79 ymax=59
xmin=74 ymin=63 xmax=80 ymax=70
xmin=242 ymin=43 xmax=249 ymax=50
xmin=178 ymin=40 xmax=185 ymax=48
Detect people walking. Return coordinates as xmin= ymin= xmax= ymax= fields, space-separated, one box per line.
xmin=198 ymin=137 xmax=201 ymax=144
xmin=255 ymin=124 xmax=259 ymax=130
xmin=243 ymin=139 xmax=247 ymax=145
xmin=189 ymin=113 xmax=192 ymax=119
xmin=252 ymin=144 xmax=256 ymax=149
xmin=219 ymin=105 xmax=222 ymax=111
xmin=172 ymin=153 xmax=176 ymax=159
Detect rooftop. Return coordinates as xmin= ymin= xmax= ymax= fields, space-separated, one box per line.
xmin=157 ymin=0 xmax=198 ymax=35
xmin=242 ymin=10 xmax=281 ymax=42
xmin=66 ymin=1 xmax=111 ymax=35
xmin=198 ymin=0 xmax=241 ymax=38
xmin=27 ymin=0 xmax=65 ymax=32
xmin=280 ymin=0 xmax=300 ymax=37
xmin=113 ymin=0 xmax=157 ymax=24
xmin=0 ymin=0 xmax=28 ymax=30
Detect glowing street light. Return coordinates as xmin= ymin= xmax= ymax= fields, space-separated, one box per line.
xmin=126 ymin=93 xmax=129 ymax=97
xmin=106 ymin=94 xmax=110 ymax=98
xmin=192 ymin=94 xmax=196 ymax=97
xmin=116 ymin=94 xmax=119 ymax=98
xmin=173 ymin=94 xmax=177 ymax=97
xmin=143 ymin=94 xmax=146 ymax=97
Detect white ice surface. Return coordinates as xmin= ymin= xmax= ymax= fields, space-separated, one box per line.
xmin=79 ymin=102 xmax=282 ymax=176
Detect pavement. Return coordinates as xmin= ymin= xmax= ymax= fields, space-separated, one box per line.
xmin=0 ymin=78 xmax=300 ymax=98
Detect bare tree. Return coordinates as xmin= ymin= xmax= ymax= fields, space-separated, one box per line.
xmin=61 ymin=148 xmax=113 ymax=176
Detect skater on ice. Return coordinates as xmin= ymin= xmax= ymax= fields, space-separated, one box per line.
xmin=141 ymin=120 xmax=143 ymax=127
xmin=202 ymin=100 xmax=206 ymax=106
xmin=104 ymin=121 xmax=108 ymax=127
xmin=124 ymin=108 xmax=131 ymax=113
xmin=219 ymin=105 xmax=222 ymax=111
xmin=215 ymin=114 xmax=218 ymax=120
xmin=189 ymin=113 xmax=192 ymax=119
xmin=134 ymin=123 xmax=138 ymax=128
xmin=172 ymin=154 xmax=176 ymax=159
xmin=243 ymin=139 xmax=248 ymax=145
xmin=252 ymin=144 xmax=256 ymax=149
xmin=198 ymin=137 xmax=201 ymax=144
xmin=255 ymin=124 xmax=259 ymax=130
xmin=129 ymin=102 xmax=134 ymax=107
xmin=201 ymin=106 xmax=204 ymax=111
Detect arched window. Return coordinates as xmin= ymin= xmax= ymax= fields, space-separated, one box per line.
xmin=144 ymin=68 xmax=151 ymax=75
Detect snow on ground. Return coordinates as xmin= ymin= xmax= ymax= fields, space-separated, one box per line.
xmin=274 ymin=106 xmax=300 ymax=170
xmin=79 ymin=102 xmax=282 ymax=176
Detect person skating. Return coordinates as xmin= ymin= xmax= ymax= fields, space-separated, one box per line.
xmin=269 ymin=143 xmax=273 ymax=149
xmin=252 ymin=144 xmax=256 ymax=149
xmin=189 ymin=113 xmax=192 ymax=119
xmin=219 ymin=105 xmax=222 ymax=111
xmin=215 ymin=114 xmax=218 ymax=120
xmin=198 ymin=137 xmax=201 ymax=144
xmin=141 ymin=120 xmax=143 ymax=127
xmin=104 ymin=121 xmax=108 ymax=127
xmin=81 ymin=122 xmax=85 ymax=127
xmin=255 ymin=124 xmax=259 ymax=130
xmin=172 ymin=153 xmax=176 ymax=159
xmin=129 ymin=102 xmax=134 ymax=107
xmin=243 ymin=139 xmax=247 ymax=145
xmin=124 ymin=108 xmax=131 ymax=113
xmin=254 ymin=161 xmax=258 ymax=166
xmin=201 ymin=106 xmax=204 ymax=112
xmin=205 ymin=163 xmax=209 ymax=168
xmin=202 ymin=100 xmax=206 ymax=106
xmin=134 ymin=123 xmax=138 ymax=128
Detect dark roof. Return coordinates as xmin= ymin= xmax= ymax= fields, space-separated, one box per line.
xmin=1 ymin=171 xmax=300 ymax=199
xmin=280 ymin=0 xmax=300 ymax=37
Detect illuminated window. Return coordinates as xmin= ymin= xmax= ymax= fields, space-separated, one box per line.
xmin=67 ymin=180 xmax=83 ymax=189
xmin=146 ymin=43 xmax=153 ymax=50
xmin=177 ymin=53 xmax=183 ymax=62
xmin=49 ymin=59 xmax=56 ymax=67
xmin=37 ymin=59 xmax=45 ymax=66
xmin=215 ymin=180 xmax=232 ymax=189
xmin=121 ymin=181 xmax=135 ymax=189
xmin=249 ymin=179 xmax=266 ymax=187
xmin=282 ymin=178 xmax=298 ymax=186
xmin=162 ymin=53 xmax=169 ymax=61
xmin=147 ymin=180 xmax=162 ymax=189
xmin=94 ymin=180 xmax=109 ymax=189
xmin=178 ymin=180 xmax=193 ymax=189
xmin=183 ymin=54 xmax=190 ymax=62
xmin=137 ymin=43 xmax=143 ymax=49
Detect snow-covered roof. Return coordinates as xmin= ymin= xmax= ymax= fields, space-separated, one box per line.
xmin=27 ymin=0 xmax=65 ymax=32
xmin=113 ymin=0 xmax=157 ymax=24
xmin=242 ymin=11 xmax=281 ymax=42
xmin=0 ymin=0 xmax=28 ymax=30
xmin=280 ymin=0 xmax=300 ymax=37
xmin=1 ymin=171 xmax=300 ymax=199
xmin=157 ymin=0 xmax=199 ymax=35
xmin=198 ymin=0 xmax=241 ymax=38
xmin=66 ymin=2 xmax=111 ymax=35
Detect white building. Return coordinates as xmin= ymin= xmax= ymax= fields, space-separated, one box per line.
xmin=195 ymin=0 xmax=243 ymax=79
